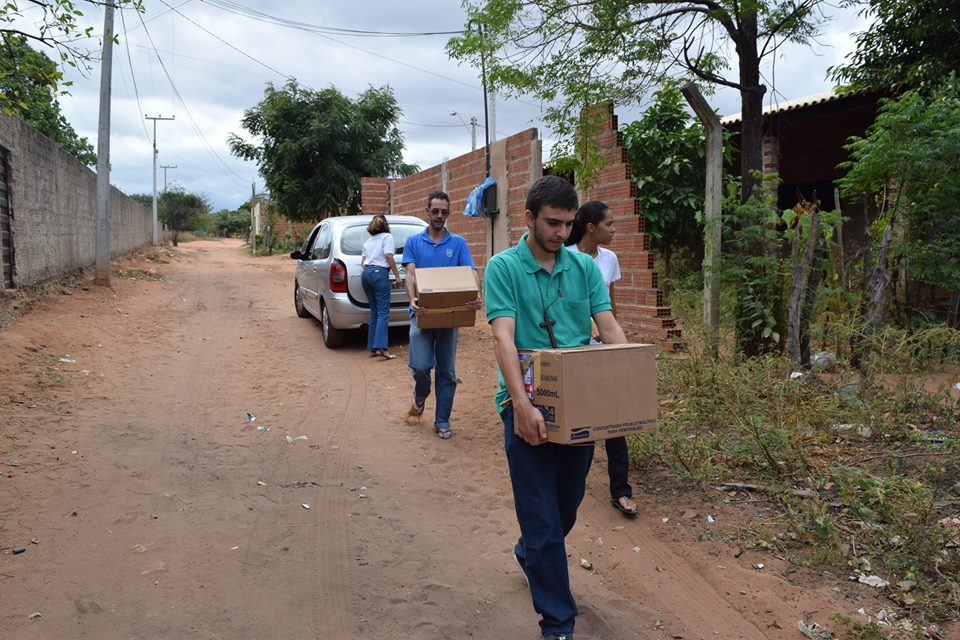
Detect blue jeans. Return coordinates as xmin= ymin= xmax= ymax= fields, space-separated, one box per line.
xmin=361 ymin=266 xmax=391 ymax=351
xmin=501 ymin=405 xmax=594 ymax=637
xmin=408 ymin=317 xmax=458 ymax=429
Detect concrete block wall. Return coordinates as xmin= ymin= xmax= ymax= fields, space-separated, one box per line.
xmin=361 ymin=117 xmax=681 ymax=348
xmin=0 ymin=112 xmax=154 ymax=288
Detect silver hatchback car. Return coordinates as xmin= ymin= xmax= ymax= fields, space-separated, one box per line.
xmin=290 ymin=215 xmax=427 ymax=348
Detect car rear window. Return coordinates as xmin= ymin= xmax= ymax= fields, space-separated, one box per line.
xmin=340 ymin=223 xmax=424 ymax=255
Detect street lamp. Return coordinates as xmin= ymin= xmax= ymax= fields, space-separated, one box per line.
xmin=449 ymin=111 xmax=478 ymax=151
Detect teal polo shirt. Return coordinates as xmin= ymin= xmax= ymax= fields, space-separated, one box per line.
xmin=484 ymin=233 xmax=611 ymax=410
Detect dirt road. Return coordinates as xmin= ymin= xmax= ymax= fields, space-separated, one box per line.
xmin=1 ymin=240 xmax=864 ymax=639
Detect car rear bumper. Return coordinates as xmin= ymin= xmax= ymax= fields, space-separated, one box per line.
xmin=324 ymin=293 xmax=411 ymax=330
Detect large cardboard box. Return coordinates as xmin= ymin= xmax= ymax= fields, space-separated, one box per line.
xmin=516 ymin=343 xmax=657 ymax=444
xmin=415 ymin=266 xmax=477 ymax=329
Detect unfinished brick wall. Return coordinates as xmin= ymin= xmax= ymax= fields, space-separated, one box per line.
xmin=362 ymin=129 xmax=540 ymax=273
xmin=361 ymin=117 xmax=680 ymax=348
xmin=271 ymin=218 xmax=312 ymax=246
xmin=585 ymin=105 xmax=681 ymax=349
xmin=360 ymin=177 xmax=389 ymax=214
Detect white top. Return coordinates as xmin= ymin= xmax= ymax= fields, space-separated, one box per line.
xmin=567 ymin=244 xmax=621 ymax=288
xmin=362 ymin=232 xmax=396 ymax=268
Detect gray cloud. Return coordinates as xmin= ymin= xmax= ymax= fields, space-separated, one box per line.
xmin=38 ymin=0 xmax=867 ymax=211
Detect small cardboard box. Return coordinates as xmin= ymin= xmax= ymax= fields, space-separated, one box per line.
xmin=415 ymin=266 xmax=477 ymax=329
xmin=516 ymin=343 xmax=657 ymax=444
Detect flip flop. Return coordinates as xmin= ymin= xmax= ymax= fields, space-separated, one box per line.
xmin=612 ymin=496 xmax=638 ymax=516
xmin=373 ymin=350 xmax=397 ymax=360
xmin=436 ymin=428 xmax=453 ymax=439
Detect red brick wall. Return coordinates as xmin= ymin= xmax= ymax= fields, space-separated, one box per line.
xmin=585 ymin=105 xmax=681 ymax=349
xmin=365 ymin=129 xmax=539 ymax=273
xmin=361 ymin=118 xmax=680 ymax=349
xmin=271 ymin=218 xmax=312 ymax=243
xmin=360 ymin=177 xmax=390 ymax=214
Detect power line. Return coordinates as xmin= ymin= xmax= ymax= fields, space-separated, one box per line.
xmin=399 ymin=121 xmax=464 ymax=128
xmin=166 ymin=0 xmax=543 ymax=112
xmin=136 ymin=9 xmax=248 ymax=187
xmin=125 ymin=42 xmax=276 ymax=76
xmin=194 ymin=0 xmax=479 ymax=91
xmin=156 ymin=0 xmax=295 ymax=82
xmin=200 ymin=0 xmax=465 ymax=37
xmin=119 ymin=7 xmax=152 ymax=144
xmin=124 ymin=0 xmax=195 ymax=32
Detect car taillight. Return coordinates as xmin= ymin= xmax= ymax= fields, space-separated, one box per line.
xmin=330 ymin=260 xmax=348 ymax=293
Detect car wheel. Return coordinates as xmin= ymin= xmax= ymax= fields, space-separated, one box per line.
xmin=320 ymin=301 xmax=345 ymax=348
xmin=294 ymin=283 xmax=310 ymax=318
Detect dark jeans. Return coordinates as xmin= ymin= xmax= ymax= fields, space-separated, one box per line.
xmin=605 ymin=436 xmax=633 ymax=500
xmin=361 ymin=266 xmax=390 ymax=351
xmin=501 ymin=405 xmax=594 ymax=637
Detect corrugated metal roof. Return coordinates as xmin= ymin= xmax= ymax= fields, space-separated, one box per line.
xmin=720 ymin=89 xmax=858 ymax=125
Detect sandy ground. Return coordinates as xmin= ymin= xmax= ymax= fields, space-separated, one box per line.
xmin=0 ymin=239 xmax=910 ymax=639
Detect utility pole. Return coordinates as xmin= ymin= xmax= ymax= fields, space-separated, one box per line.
xmin=94 ymin=2 xmax=116 ymax=287
xmin=450 ymin=111 xmax=478 ymax=151
xmin=160 ymin=164 xmax=177 ymax=191
xmin=145 ymin=114 xmax=175 ymax=244
xmin=250 ymin=181 xmax=257 ymax=256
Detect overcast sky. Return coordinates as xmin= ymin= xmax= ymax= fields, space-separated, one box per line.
xmin=19 ymin=0 xmax=870 ymax=212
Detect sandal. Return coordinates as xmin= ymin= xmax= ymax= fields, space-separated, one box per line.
xmin=435 ymin=428 xmax=453 ymax=439
xmin=612 ymin=496 xmax=638 ymax=516
xmin=408 ymin=399 xmax=425 ymax=417
xmin=373 ymin=349 xmax=397 ymax=360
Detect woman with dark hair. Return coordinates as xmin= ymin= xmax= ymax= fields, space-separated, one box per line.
xmin=566 ymin=201 xmax=639 ymax=517
xmin=361 ymin=215 xmax=402 ymax=360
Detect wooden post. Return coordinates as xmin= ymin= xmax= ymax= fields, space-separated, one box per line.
xmin=833 ymin=187 xmax=846 ymax=297
xmin=681 ymin=83 xmax=722 ymax=357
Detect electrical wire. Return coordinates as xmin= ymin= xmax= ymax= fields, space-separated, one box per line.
xmin=189 ymin=0 xmax=479 ymax=91
xmin=119 ymin=7 xmax=153 ymax=144
xmin=124 ymin=0 xmax=195 ymax=32
xmin=126 ymin=42 xmax=277 ymax=77
xmin=156 ymin=0 xmax=295 ymax=82
xmin=399 ymin=121 xmax=464 ymax=128
xmin=136 ymin=9 xmax=248 ymax=187
xmin=167 ymin=0 xmax=543 ymax=113
xmin=200 ymin=0 xmax=465 ymax=37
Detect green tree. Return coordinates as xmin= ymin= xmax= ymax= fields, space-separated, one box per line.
xmin=129 ymin=193 xmax=153 ymax=209
xmin=210 ymin=207 xmax=250 ymax=238
xmin=227 ymin=81 xmax=417 ymax=222
xmin=838 ymin=82 xmax=960 ymax=329
xmin=829 ymin=0 xmax=960 ymax=93
xmin=158 ymin=186 xmax=209 ymax=247
xmin=622 ymin=84 xmax=708 ymax=288
xmin=447 ymin=0 xmax=832 ymax=202
xmin=1 ymin=34 xmax=95 ymax=165
xmin=1 ymin=1 xmax=143 ymax=112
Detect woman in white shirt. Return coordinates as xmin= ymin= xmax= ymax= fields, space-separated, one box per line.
xmin=361 ymin=215 xmax=402 ymax=360
xmin=565 ymin=201 xmax=638 ymax=517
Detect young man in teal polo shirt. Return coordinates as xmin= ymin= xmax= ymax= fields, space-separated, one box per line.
xmin=402 ymin=191 xmax=482 ymax=439
xmin=484 ymin=176 xmax=627 ymax=640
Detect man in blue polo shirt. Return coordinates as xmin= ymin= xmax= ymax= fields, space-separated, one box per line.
xmin=402 ymin=191 xmax=482 ymax=439
xmin=484 ymin=176 xmax=627 ymax=640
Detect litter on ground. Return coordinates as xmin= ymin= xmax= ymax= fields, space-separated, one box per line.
xmin=857 ymin=573 xmax=890 ymax=588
